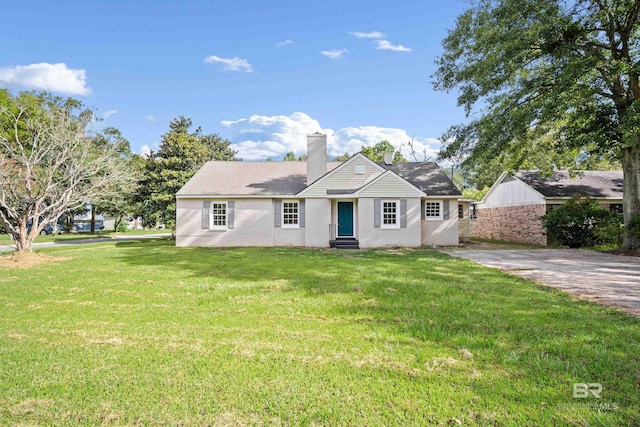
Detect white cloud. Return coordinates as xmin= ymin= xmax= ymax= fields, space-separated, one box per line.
xmin=140 ymin=144 xmax=151 ymax=157
xmin=204 ymin=55 xmax=253 ymax=73
xmin=349 ymin=31 xmax=385 ymax=39
xmin=146 ymin=115 xmax=156 ymax=122
xmin=103 ymin=110 xmax=117 ymax=119
xmin=276 ymin=40 xmax=293 ymax=47
xmin=332 ymin=127 xmax=440 ymax=161
xmin=375 ymin=40 xmax=411 ymax=52
xmin=0 ymin=62 xmax=90 ymax=95
xmin=321 ymin=49 xmax=348 ymax=60
xmin=222 ymin=112 xmax=323 ymax=160
xmin=221 ymin=112 xmax=441 ymax=162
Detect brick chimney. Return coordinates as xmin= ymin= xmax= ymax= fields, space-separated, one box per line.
xmin=307 ymin=132 xmax=327 ymax=184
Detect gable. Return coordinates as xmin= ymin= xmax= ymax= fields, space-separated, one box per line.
xmin=359 ymin=171 xmax=425 ymax=198
xmin=298 ymin=154 xmax=385 ymax=198
xmin=482 ymin=173 xmax=545 ymax=208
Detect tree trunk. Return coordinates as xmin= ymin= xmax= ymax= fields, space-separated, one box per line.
xmin=622 ymin=146 xmax=640 ymax=249
xmin=90 ymin=206 xmax=96 ymax=233
xmin=14 ymin=219 xmax=37 ymax=253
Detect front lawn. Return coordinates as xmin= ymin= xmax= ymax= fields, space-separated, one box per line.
xmin=0 ymin=241 xmax=638 ymax=425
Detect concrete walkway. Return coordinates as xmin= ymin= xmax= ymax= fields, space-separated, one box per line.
xmin=0 ymin=233 xmax=171 ymax=253
xmin=442 ymin=249 xmax=640 ymax=316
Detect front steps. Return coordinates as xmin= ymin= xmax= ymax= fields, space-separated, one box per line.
xmin=330 ymin=238 xmax=360 ymax=250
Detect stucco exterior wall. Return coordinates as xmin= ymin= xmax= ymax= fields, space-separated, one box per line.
xmin=471 ymin=203 xmax=547 ymax=245
xmin=273 ymin=227 xmax=305 ymax=246
xmin=421 ymin=200 xmax=460 ymax=246
xmin=176 ymin=198 xmax=274 ymax=247
xmin=357 ymin=198 xmax=422 ymax=248
xmin=304 ymin=198 xmax=331 ymax=247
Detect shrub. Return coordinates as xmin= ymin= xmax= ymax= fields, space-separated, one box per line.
xmin=541 ymin=197 xmax=623 ymax=248
xmin=116 ymin=221 xmax=128 ymax=233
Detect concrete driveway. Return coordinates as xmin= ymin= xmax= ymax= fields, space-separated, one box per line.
xmin=443 ymin=249 xmax=640 ymax=316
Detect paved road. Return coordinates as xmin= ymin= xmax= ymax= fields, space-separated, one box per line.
xmin=0 ymin=233 xmax=171 ymax=253
xmin=442 ymin=249 xmax=640 ymax=316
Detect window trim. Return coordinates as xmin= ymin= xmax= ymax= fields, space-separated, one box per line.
xmin=209 ymin=201 xmax=228 ymax=230
xmin=281 ymin=199 xmax=300 ymax=229
xmin=424 ymin=200 xmax=443 ymax=221
xmin=381 ymin=199 xmax=400 ymax=229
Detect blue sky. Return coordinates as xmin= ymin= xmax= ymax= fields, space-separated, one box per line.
xmin=0 ymin=0 xmax=468 ymax=161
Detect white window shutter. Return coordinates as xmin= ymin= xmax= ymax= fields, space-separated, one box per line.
xmin=299 ymin=200 xmax=305 ymax=228
xmin=443 ymin=200 xmax=450 ymax=220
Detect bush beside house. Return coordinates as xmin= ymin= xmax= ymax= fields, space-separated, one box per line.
xmin=541 ymin=197 xmax=623 ymax=248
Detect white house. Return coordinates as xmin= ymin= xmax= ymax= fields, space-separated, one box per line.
xmin=176 ymin=133 xmax=461 ymax=248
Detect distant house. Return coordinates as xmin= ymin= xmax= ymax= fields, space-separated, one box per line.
xmin=176 ymin=133 xmax=462 ymax=248
xmin=469 ymin=170 xmax=624 ymax=245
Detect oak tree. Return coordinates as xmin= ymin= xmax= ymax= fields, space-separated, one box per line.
xmin=433 ymin=0 xmax=640 ymax=248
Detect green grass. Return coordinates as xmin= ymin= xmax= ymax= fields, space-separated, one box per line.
xmin=0 ymin=228 xmax=169 ymax=245
xmin=1 ymin=242 xmax=638 ymax=425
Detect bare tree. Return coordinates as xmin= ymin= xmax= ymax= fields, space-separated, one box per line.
xmin=406 ymin=135 xmax=431 ymax=162
xmin=0 ymin=92 xmax=137 ymax=252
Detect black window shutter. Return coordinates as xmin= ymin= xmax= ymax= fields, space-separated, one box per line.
xmin=373 ymin=199 xmax=381 ymax=228
xmin=202 ymin=201 xmax=211 ymax=229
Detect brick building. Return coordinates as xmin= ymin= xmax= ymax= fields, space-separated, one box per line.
xmin=468 ymin=170 xmax=624 ymax=245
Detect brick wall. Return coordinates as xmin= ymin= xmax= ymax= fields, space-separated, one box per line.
xmin=471 ymin=204 xmax=547 ymax=245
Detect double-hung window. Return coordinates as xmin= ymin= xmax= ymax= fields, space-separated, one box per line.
xmin=381 ymin=200 xmax=399 ymax=229
xmin=282 ymin=200 xmax=300 ymax=228
xmin=425 ymin=201 xmax=443 ymax=220
xmin=210 ymin=201 xmax=228 ymax=229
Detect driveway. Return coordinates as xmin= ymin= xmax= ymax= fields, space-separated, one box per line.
xmin=0 ymin=233 xmax=171 ymax=253
xmin=442 ymin=249 xmax=640 ymax=316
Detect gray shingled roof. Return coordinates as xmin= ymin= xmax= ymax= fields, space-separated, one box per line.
xmin=516 ymin=170 xmax=623 ymax=198
xmin=378 ymin=162 xmax=462 ymax=196
xmin=177 ymin=161 xmax=342 ymax=196
xmin=177 ymin=160 xmax=462 ymax=197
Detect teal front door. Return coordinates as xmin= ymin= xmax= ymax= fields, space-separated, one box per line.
xmin=337 ymin=202 xmax=354 ymax=237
